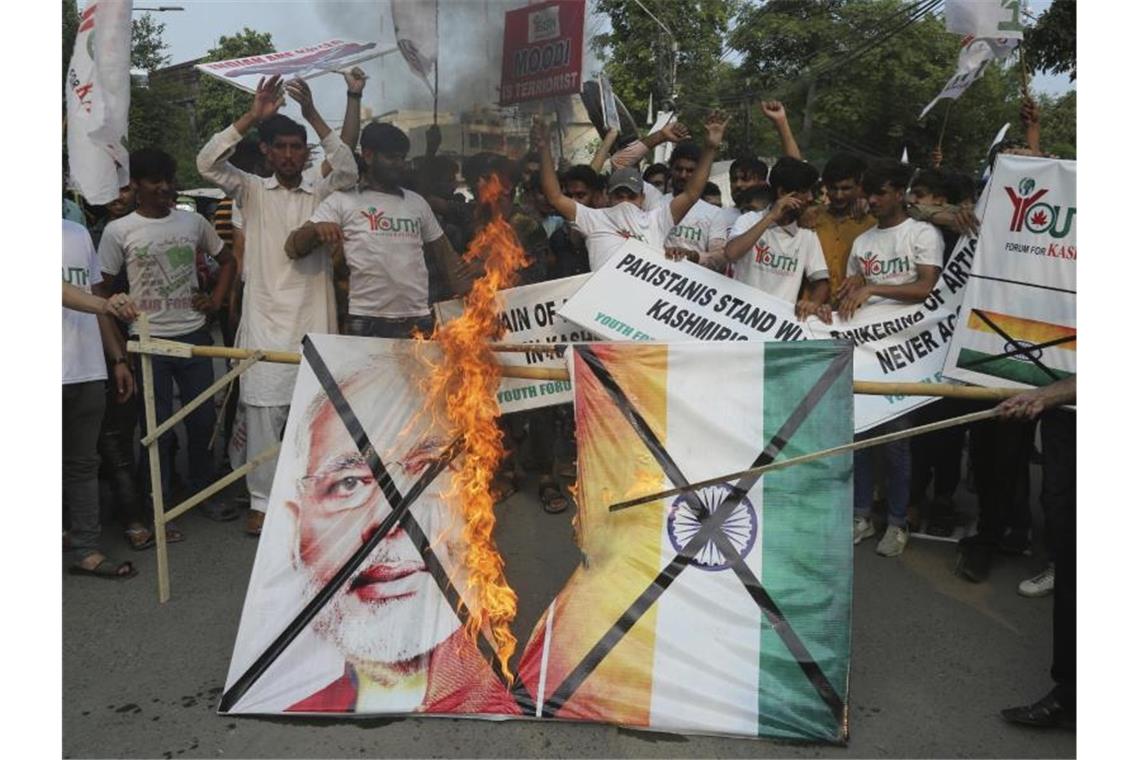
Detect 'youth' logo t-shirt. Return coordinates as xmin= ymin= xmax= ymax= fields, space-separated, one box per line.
xmin=572 ymin=200 xmax=675 ymax=271
xmin=728 ymin=211 xmax=828 ymax=304
xmin=309 ymin=187 xmax=444 ymax=318
xmin=98 ymin=209 xmax=225 ymax=337
xmin=847 ymin=218 xmax=943 ymax=304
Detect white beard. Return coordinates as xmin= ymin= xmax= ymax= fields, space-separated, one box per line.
xmin=306 ymin=542 xmax=461 ymax=667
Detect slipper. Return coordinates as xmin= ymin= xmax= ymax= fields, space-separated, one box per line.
xmin=556 ymin=460 xmax=578 ymax=480
xmin=492 ymin=472 xmax=519 ymax=504
xmin=165 ymin=523 xmax=185 ymax=544
xmin=539 ymin=482 xmax=569 ymax=514
xmin=69 ymin=558 xmax=137 ymax=580
xmin=202 ymin=501 xmax=240 ymax=522
xmin=125 ymin=526 xmax=155 ymax=551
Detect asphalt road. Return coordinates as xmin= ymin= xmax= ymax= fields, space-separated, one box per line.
xmin=63 ymin=469 xmax=1075 ymax=759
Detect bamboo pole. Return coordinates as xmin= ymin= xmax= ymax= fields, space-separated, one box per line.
xmin=138 ymin=315 xmax=171 ymax=603
xmin=163 ymin=444 xmax=281 ymax=524
xmin=140 ymin=352 xmax=264 ymax=447
xmin=608 ymin=408 xmax=1003 ymax=513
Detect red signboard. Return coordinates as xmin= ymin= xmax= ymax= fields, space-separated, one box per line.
xmin=499 ymin=0 xmax=585 ymax=106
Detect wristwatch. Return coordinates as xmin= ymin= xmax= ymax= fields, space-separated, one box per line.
xmin=347 ymin=91 xmax=363 ymax=99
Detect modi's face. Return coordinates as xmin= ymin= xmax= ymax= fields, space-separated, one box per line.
xmin=288 ymin=394 xmax=460 ymax=667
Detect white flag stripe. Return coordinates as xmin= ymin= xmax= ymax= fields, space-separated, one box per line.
xmin=920 ymin=36 xmax=1018 ymax=119
xmin=944 ymin=0 xmax=1024 ymax=40
xmin=649 ymin=343 xmax=766 ymax=735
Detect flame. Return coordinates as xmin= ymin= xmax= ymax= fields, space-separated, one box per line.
xmin=420 ymin=174 xmax=524 ymax=680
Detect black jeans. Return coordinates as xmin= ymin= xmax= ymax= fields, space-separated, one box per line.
xmin=968 ymin=415 xmax=1036 ymax=544
xmin=63 ymin=381 xmax=106 ymax=560
xmin=910 ymin=399 xmax=967 ymax=501
xmin=1041 ymin=409 xmax=1076 ymax=708
xmin=344 ymin=314 xmax=435 ymax=339
xmin=97 ymin=380 xmax=145 ymax=527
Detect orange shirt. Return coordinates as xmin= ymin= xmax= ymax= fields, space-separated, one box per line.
xmin=814 ymin=210 xmax=875 ymax=296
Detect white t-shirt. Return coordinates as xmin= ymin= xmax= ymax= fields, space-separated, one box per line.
xmin=98 ymin=209 xmax=225 ymax=337
xmin=309 ymin=187 xmax=445 ymax=318
xmin=847 ymin=218 xmax=944 ymax=304
xmin=710 ymin=206 xmax=741 ymax=245
xmin=728 ymin=211 xmax=829 ymax=305
xmin=656 ymin=193 xmax=719 ymax=254
xmin=572 ymin=200 xmax=675 ymax=271
xmin=63 ymin=220 xmax=108 ymax=385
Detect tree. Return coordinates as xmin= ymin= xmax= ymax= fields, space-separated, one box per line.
xmin=131 ymin=12 xmax=171 ymax=71
xmin=1024 ymin=0 xmax=1076 ymax=81
xmin=63 ymin=0 xmax=79 ymax=88
xmin=195 ymin=28 xmax=275 ymax=142
xmin=1037 ymin=90 xmax=1075 ymax=158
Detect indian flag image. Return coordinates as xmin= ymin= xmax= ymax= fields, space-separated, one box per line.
xmin=955 ymin=309 xmax=1076 ymax=386
xmin=514 ymin=341 xmax=854 ymax=742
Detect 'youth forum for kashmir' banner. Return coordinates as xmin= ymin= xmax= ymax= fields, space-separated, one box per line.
xmin=557 ymin=236 xmax=980 ymax=433
xmin=943 ymin=155 xmax=1076 ymax=388
xmin=434 ymin=274 xmax=599 ymax=414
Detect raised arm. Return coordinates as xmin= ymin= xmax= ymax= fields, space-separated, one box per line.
xmin=1020 ymin=95 xmax=1042 ymax=156
xmin=589 ymin=127 xmax=621 ymax=172
xmin=669 ymin=110 xmax=729 ymax=225
xmin=533 ymin=118 xmax=577 ymax=221
xmin=196 ymin=75 xmax=284 ymax=193
xmin=760 ymin=100 xmax=802 ymax=160
xmin=318 ymin=67 xmax=367 ymax=178
xmin=610 ymin=121 xmax=691 ymax=168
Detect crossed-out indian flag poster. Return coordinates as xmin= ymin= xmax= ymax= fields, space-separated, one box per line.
xmin=515 ymin=340 xmax=854 ymax=742
xmin=954 ymin=309 xmax=1075 ymax=386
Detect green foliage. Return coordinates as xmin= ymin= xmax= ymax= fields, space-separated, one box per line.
xmin=591 ymin=0 xmax=1045 ymax=172
xmin=130 ymin=80 xmax=201 ymax=188
xmin=131 ymin=13 xmax=171 ymax=72
xmin=1038 ymin=90 xmax=1076 ymax=158
xmin=1024 ymin=0 xmax=1076 ymax=81
xmin=63 ymin=0 xmax=78 ymax=88
xmin=195 ymin=28 xmax=275 ymax=142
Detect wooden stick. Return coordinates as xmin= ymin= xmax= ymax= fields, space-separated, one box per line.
xmin=140 ymin=352 xmax=264 ymax=447
xmin=936 ymin=100 xmax=952 ymax=152
xmin=488 ymin=343 xmax=566 ymax=354
xmin=131 ymin=342 xmax=302 ymax=365
xmin=208 ymin=379 xmax=236 ymax=452
xmin=163 ymin=444 xmax=281 ymax=524
xmin=499 ymin=366 xmax=571 ymax=381
xmin=138 ymin=315 xmax=171 ymax=603
xmin=1018 ymin=45 xmax=1030 ymax=98
xmin=608 ymin=408 xmax=1002 ymax=512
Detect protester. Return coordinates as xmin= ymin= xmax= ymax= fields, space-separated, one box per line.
xmin=707 ymin=156 xmax=770 ymax=268
xmin=537 ymin=111 xmax=729 ymax=272
xmin=286 ymin=122 xmax=474 ymax=339
xmin=801 ymin=153 xmax=875 ymax=297
xmin=654 ymin=141 xmax=722 ymax=263
xmin=836 ymin=161 xmax=944 ymax=557
xmin=196 ymin=74 xmax=359 ymax=536
xmin=724 ymin=158 xmax=830 ymax=321
xmin=642 ymin=163 xmax=668 ymax=194
xmin=96 ymin=147 xmax=239 ymax=526
xmin=547 ymin=165 xmax=602 ymax=279
xmin=63 ymin=219 xmax=136 ymax=578
xmin=995 ymin=376 xmax=1076 ymax=728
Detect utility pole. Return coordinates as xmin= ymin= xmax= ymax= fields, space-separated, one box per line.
xmin=802 ymin=77 xmax=817 ymax=151
xmin=631 ymin=0 xmax=679 ymax=104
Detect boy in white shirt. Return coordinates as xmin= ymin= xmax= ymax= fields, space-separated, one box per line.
xmin=834 ymin=161 xmax=944 ymax=559
xmin=535 ymin=112 xmax=730 ymax=271
xmin=725 ymin=157 xmax=831 ymax=321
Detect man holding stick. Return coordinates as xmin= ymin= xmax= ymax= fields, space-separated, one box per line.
xmin=197 ymin=75 xmax=359 ymax=536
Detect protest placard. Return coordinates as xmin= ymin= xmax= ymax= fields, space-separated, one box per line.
xmin=943 ymin=155 xmax=1076 ymax=388
xmin=195 ymin=39 xmax=388 ymax=93
xmin=558 ymin=238 xmax=980 ymax=432
xmin=499 ymin=0 xmax=586 ymax=105
xmin=435 ymin=274 xmax=597 ymax=413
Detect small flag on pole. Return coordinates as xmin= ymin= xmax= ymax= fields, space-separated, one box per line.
xmin=391 ymin=0 xmax=438 ymax=95
xmin=919 ymin=35 xmax=1018 ymax=120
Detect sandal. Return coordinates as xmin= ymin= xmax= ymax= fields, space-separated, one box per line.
xmin=69 ymin=557 xmax=137 ymax=580
xmin=556 ymin=460 xmax=578 ymax=480
xmin=492 ymin=471 xmax=519 ymax=503
xmin=125 ymin=526 xmax=155 ymax=551
xmin=165 ymin=522 xmax=185 ymax=544
xmin=539 ymin=480 xmax=569 ymax=514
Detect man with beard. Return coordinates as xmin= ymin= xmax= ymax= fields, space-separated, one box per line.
xmin=707 ymin=156 xmax=770 ymax=272
xmin=283 ymin=368 xmax=521 ymax=714
xmin=197 ymin=75 xmax=360 ymax=536
xmin=724 ymin=158 xmax=831 ymax=321
xmin=285 ymin=122 xmax=474 ymax=339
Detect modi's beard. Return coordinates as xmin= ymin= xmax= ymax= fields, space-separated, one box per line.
xmin=304 ymin=534 xmax=463 ymax=670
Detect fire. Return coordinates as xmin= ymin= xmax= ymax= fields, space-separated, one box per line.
xmin=420 ymin=173 xmax=525 ymax=680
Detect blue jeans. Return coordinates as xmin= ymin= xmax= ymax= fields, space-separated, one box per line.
xmin=138 ymin=328 xmax=217 ymax=503
xmin=63 ymin=381 xmax=106 ymax=560
xmin=854 ymin=417 xmax=911 ymax=528
xmin=344 ymin=314 xmax=434 ymax=339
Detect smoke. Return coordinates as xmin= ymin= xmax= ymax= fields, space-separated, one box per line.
xmin=314 ymin=0 xmax=603 ymax=117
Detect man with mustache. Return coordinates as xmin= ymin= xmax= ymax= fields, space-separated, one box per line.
xmin=283 ymin=368 xmax=520 ymax=714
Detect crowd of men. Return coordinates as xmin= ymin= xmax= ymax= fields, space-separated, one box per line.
xmin=62 ymin=71 xmax=1074 ymax=728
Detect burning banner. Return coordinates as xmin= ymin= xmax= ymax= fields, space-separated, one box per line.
xmin=513 ymin=341 xmax=854 ymax=741
xmin=943 ymin=155 xmax=1076 ymax=388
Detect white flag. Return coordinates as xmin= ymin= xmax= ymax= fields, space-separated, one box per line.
xmin=944 ymin=0 xmax=1025 ymax=40
xmin=919 ymin=36 xmax=1018 ymax=120
xmin=901 ymin=146 xmax=910 ymax=164
xmin=65 ymin=0 xmax=132 ymax=205
xmin=391 ymin=0 xmax=438 ymax=95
